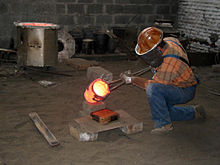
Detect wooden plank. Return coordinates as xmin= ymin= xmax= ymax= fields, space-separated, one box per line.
xmin=70 ymin=110 xmax=143 ymax=141
xmin=29 ymin=112 xmax=60 ymax=146
xmin=74 ymin=110 xmax=138 ymax=132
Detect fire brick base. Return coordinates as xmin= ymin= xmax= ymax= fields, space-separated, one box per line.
xmin=80 ymin=101 xmax=106 ymax=117
xmin=69 ymin=110 xmax=143 ymax=142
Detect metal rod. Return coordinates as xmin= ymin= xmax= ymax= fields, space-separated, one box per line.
xmin=110 ymin=81 xmax=125 ymax=91
xmin=208 ymin=90 xmax=220 ymax=96
xmin=109 ymin=66 xmax=151 ymax=85
xmin=109 ymin=66 xmax=151 ymax=91
xmin=0 ymin=48 xmax=16 ymax=53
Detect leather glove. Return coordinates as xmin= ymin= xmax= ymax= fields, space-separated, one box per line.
xmin=120 ymin=70 xmax=132 ymax=84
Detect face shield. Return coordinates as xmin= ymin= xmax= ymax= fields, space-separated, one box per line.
xmin=137 ymin=47 xmax=163 ymax=68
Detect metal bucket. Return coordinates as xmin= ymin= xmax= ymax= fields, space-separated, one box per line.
xmin=14 ymin=22 xmax=60 ymax=67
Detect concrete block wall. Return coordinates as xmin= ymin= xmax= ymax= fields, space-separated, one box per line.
xmin=0 ymin=0 xmax=178 ymax=49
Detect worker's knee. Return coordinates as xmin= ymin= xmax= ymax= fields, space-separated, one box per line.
xmin=146 ymin=83 xmax=162 ymax=98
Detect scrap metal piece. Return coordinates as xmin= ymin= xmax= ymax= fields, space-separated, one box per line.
xmin=38 ymin=80 xmax=56 ymax=87
xmin=29 ymin=112 xmax=60 ymax=147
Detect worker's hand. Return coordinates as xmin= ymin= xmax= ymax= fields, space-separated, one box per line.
xmin=120 ymin=70 xmax=132 ymax=84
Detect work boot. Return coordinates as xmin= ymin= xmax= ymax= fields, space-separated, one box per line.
xmin=151 ymin=123 xmax=173 ymax=135
xmin=194 ymin=105 xmax=206 ymax=119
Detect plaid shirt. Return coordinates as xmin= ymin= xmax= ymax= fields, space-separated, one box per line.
xmin=132 ymin=37 xmax=198 ymax=88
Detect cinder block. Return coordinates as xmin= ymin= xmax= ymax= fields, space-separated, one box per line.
xmin=156 ymin=5 xmax=170 ymax=14
xmin=97 ymin=0 xmax=113 ymax=3
xmin=115 ymin=15 xmax=131 ymax=24
xmin=67 ymin=4 xmax=84 ymax=14
xmin=106 ymin=5 xmax=123 ymax=14
xmin=87 ymin=66 xmax=113 ymax=83
xmin=96 ymin=15 xmax=113 ymax=24
xmin=77 ymin=16 xmax=95 ymax=25
xmin=120 ymin=122 xmax=143 ymax=134
xmin=56 ymin=4 xmax=65 ymax=14
xmin=63 ymin=58 xmax=98 ymax=70
xmin=69 ymin=121 xmax=98 ymax=141
xmin=78 ymin=0 xmax=93 ymax=3
xmin=212 ymin=64 xmax=220 ymax=72
xmin=87 ymin=4 xmax=103 ymax=14
xmin=80 ymin=101 xmax=106 ymax=116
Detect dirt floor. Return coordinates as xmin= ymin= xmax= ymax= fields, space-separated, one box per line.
xmin=0 ymin=59 xmax=220 ymax=165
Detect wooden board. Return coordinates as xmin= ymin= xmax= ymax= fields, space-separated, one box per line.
xmin=69 ymin=110 xmax=143 ymax=141
xmin=29 ymin=112 xmax=60 ymax=146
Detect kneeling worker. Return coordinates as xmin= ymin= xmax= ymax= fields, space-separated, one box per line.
xmin=121 ymin=27 xmax=206 ymax=134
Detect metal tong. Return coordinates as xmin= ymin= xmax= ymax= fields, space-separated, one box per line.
xmin=109 ymin=66 xmax=151 ymax=91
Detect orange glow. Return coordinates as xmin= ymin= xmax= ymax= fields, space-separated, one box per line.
xmin=84 ymin=79 xmax=110 ymax=104
xmin=23 ymin=23 xmax=55 ymax=27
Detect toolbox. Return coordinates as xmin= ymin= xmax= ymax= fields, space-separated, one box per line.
xmin=90 ymin=109 xmax=120 ymax=124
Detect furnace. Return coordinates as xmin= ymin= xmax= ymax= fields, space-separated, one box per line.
xmin=15 ymin=22 xmax=60 ymax=67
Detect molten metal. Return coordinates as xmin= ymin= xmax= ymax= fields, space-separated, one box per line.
xmin=23 ymin=23 xmax=56 ymax=27
xmin=84 ymin=79 xmax=110 ymax=104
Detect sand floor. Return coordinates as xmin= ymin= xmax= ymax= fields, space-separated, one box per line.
xmin=0 ymin=60 xmax=220 ymax=165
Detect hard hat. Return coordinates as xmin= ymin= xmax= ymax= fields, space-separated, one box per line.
xmin=135 ymin=27 xmax=163 ymax=55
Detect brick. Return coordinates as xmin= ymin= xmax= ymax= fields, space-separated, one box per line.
xmin=33 ymin=3 xmax=55 ymax=14
xmin=57 ymin=15 xmax=75 ymax=25
xmin=123 ymin=5 xmax=139 ymax=14
xmin=129 ymin=0 xmax=153 ymax=4
xmin=115 ymin=15 xmax=131 ymax=24
xmin=0 ymin=37 xmax=10 ymax=48
xmin=96 ymin=15 xmax=112 ymax=24
xmin=130 ymin=15 xmax=146 ymax=24
xmin=96 ymin=0 xmax=113 ymax=3
xmin=156 ymin=5 xmax=170 ymax=14
xmin=67 ymin=4 xmax=84 ymax=14
xmin=152 ymin=0 xmax=171 ymax=4
xmin=106 ymin=5 xmax=123 ymax=14
xmin=163 ymin=15 xmax=176 ymax=22
xmin=56 ymin=4 xmax=65 ymax=14
xmin=139 ymin=5 xmax=155 ymax=14
xmin=146 ymin=15 xmax=160 ymax=24
xmin=0 ymin=2 xmax=8 ymax=14
xmin=171 ymin=4 xmax=178 ymax=14
xmin=77 ymin=15 xmax=95 ymax=25
xmin=87 ymin=66 xmax=113 ymax=83
xmin=115 ymin=0 xmax=130 ymax=4
xmin=78 ymin=0 xmax=94 ymax=3
xmin=87 ymin=4 xmax=103 ymax=14
xmin=56 ymin=0 xmax=76 ymax=2
xmin=120 ymin=122 xmax=143 ymax=134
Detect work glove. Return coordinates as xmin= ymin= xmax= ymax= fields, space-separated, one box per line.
xmin=120 ymin=70 xmax=132 ymax=84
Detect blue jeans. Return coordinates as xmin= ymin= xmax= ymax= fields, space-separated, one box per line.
xmin=146 ymin=83 xmax=196 ymax=128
